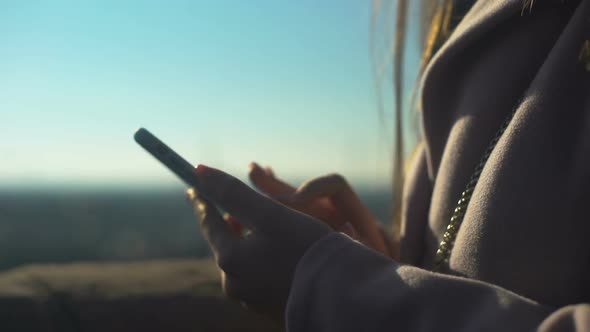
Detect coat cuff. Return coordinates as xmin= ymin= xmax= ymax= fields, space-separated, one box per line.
xmin=285 ymin=232 xmax=398 ymax=331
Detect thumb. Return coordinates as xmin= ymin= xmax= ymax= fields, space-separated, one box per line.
xmin=195 ymin=164 xmax=287 ymax=233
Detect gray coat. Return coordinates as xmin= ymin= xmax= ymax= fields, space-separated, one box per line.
xmin=287 ymin=0 xmax=590 ymax=330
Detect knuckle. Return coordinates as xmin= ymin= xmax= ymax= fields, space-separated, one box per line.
xmin=301 ymin=177 xmax=324 ymax=191
xmin=327 ymin=173 xmax=349 ymax=190
xmin=194 ymin=200 xmax=209 ymax=221
xmin=327 ymin=173 xmax=346 ymax=185
xmin=198 ymin=210 xmax=215 ymax=233
xmin=296 ymin=181 xmax=313 ymax=194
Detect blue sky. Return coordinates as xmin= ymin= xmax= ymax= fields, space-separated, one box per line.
xmin=0 ymin=1 xmax=421 ymax=190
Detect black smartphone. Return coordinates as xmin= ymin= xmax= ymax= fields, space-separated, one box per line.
xmin=134 ymin=128 xmax=201 ymax=189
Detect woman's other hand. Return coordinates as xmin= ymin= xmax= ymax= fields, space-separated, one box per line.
xmin=248 ymin=162 xmax=396 ymax=258
xmin=187 ymin=165 xmax=332 ymax=321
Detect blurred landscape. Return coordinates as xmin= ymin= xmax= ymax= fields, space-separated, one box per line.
xmin=0 ymin=186 xmax=392 ymax=271
xmin=0 ymin=2 xmax=416 ymax=329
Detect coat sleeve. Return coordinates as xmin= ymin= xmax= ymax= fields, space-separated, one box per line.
xmin=286 ymin=232 xmax=589 ymax=332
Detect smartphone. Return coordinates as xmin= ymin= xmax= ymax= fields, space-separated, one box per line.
xmin=135 ymin=128 xmax=247 ymax=234
xmin=134 ymin=128 xmax=201 ymax=189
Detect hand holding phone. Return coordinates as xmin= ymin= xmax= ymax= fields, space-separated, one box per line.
xmin=134 ymin=127 xmax=334 ymax=321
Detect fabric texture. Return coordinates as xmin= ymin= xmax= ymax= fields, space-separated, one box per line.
xmin=287 ymin=0 xmax=590 ymax=330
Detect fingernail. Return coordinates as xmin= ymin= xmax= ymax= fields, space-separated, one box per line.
xmin=186 ymin=188 xmax=197 ymax=201
xmin=249 ymin=162 xmax=259 ymax=171
xmin=196 ymin=164 xmax=211 ymax=176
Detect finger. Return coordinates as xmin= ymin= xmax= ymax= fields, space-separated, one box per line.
xmin=186 ymin=187 xmax=207 ymax=219
xmin=196 ymin=164 xmax=287 ymax=233
xmin=187 ymin=188 xmax=238 ymax=262
xmin=221 ymin=272 xmax=241 ymax=300
xmin=186 ymin=187 xmax=198 ymax=202
xmin=223 ymin=213 xmax=245 ymax=235
xmin=250 ymin=165 xmax=347 ymax=229
xmin=293 ymin=174 xmax=387 ymax=254
xmin=338 ymin=222 xmax=359 ymax=239
xmin=222 ymin=273 xmax=263 ymax=306
xmin=222 ymin=273 xmax=282 ymax=318
xmin=248 ymin=162 xmax=295 ymax=198
xmin=263 ymin=166 xmax=275 ymax=177
xmin=292 ymin=174 xmax=348 ymax=205
xmin=294 ymin=174 xmax=368 ymax=229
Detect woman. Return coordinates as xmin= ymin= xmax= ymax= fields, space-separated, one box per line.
xmin=187 ymin=0 xmax=590 ymax=330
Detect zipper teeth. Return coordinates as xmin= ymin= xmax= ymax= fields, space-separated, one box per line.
xmin=432 ymin=103 xmax=520 ymax=272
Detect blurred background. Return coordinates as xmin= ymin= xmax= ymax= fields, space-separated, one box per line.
xmin=0 ymin=0 xmax=421 ymax=270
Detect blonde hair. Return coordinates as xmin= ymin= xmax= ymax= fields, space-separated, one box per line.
xmin=376 ymin=0 xmax=535 ymax=240
xmin=371 ymin=0 xmax=456 ymax=240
